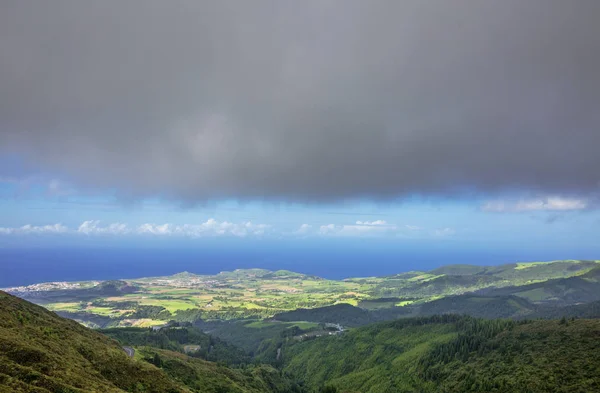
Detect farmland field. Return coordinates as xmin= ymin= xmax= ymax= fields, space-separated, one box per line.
xmin=5 ymin=260 xmax=600 ymax=329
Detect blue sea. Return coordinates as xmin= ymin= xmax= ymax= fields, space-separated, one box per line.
xmin=1 ymin=241 xmax=597 ymax=287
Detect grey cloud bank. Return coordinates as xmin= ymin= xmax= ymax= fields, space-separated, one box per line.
xmin=1 ymin=1 xmax=599 ymax=202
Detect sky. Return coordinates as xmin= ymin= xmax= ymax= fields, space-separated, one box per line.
xmin=1 ymin=1 xmax=600 ymax=258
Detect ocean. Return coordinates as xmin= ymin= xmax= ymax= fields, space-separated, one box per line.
xmin=1 ymin=241 xmax=596 ymax=287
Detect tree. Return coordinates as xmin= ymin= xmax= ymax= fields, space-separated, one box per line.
xmin=152 ymin=353 xmax=163 ymax=367
xmin=321 ymin=386 xmax=338 ymax=393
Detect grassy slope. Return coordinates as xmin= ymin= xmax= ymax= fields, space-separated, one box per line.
xmin=283 ymin=317 xmax=458 ymax=393
xmin=0 ymin=291 xmax=303 ymax=393
xmin=0 ymin=291 xmax=186 ymax=393
xmin=101 ymin=325 xmax=252 ymax=365
xmin=281 ymin=316 xmax=600 ymax=393
xmin=136 ymin=347 xmax=304 ymax=393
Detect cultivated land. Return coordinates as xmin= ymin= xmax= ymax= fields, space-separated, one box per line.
xmin=5 ymin=260 xmax=600 ymax=329
xmin=3 ymin=261 xmax=600 ymax=393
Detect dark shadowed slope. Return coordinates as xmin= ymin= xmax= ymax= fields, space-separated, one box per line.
xmin=417 ymin=294 xmax=537 ymax=319
xmin=477 ymin=267 xmax=600 ymax=305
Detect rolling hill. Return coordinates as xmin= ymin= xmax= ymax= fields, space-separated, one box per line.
xmin=0 ymin=291 xmax=303 ymax=393
xmin=7 ymin=259 xmax=600 ymax=328
xmin=476 ymin=266 xmax=600 ymax=305
xmin=417 ymin=294 xmax=537 ymax=319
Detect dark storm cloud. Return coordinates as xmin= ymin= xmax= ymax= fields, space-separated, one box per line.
xmin=1 ymin=0 xmax=599 ymax=202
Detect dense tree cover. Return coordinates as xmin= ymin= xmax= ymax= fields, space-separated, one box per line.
xmin=273 ymin=304 xmax=372 ymax=326
xmin=420 ymin=319 xmax=600 ymax=392
xmin=273 ymin=304 xmax=411 ymax=327
xmin=528 ymin=300 xmax=600 ymax=320
xmin=195 ymin=320 xmax=319 ymax=355
xmin=418 ymin=294 xmax=537 ymax=319
xmin=281 ymin=315 xmax=463 ymax=392
xmin=54 ymin=310 xmax=116 ymax=328
xmin=279 ymin=315 xmax=600 ymax=393
xmin=127 ymin=305 xmax=172 ymax=319
xmin=136 ymin=347 xmax=306 ymax=393
xmin=102 ymin=326 xmax=251 ymax=365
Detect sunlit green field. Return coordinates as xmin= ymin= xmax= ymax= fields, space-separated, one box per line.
xmin=19 ymin=260 xmax=600 ymax=328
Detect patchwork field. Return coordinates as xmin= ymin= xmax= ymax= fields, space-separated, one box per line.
xmin=5 ymin=260 xmax=600 ymax=328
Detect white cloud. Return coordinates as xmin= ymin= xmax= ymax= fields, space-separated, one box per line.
xmin=318 ymin=220 xmax=398 ymax=237
xmin=78 ymin=220 xmax=130 ymax=235
xmin=0 ymin=218 xmax=440 ymax=239
xmin=482 ymin=197 xmax=588 ymax=212
xmin=355 ymin=220 xmax=388 ymax=226
xmin=296 ymin=224 xmax=313 ymax=234
xmin=137 ymin=223 xmax=173 ymax=235
xmin=135 ymin=219 xmax=269 ymax=237
xmin=0 ymin=219 xmax=269 ymax=238
xmin=0 ymin=223 xmax=68 ymax=235
xmin=433 ymin=227 xmax=456 ymax=237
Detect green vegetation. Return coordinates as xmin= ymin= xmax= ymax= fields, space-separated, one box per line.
xmin=195 ymin=319 xmax=324 ymax=355
xmin=0 ymin=291 xmax=184 ymax=392
xmin=135 ymin=347 xmax=305 ymax=393
xmin=479 ymin=266 xmax=600 ymax=305
xmin=0 ymin=291 xmax=308 ymax=393
xmin=10 ymin=260 xmax=600 ymax=329
xmin=101 ymin=325 xmax=252 ymax=365
xmin=273 ymin=304 xmax=411 ymax=327
xmin=418 ymin=294 xmax=537 ymax=319
xmin=280 ymin=316 xmax=600 ymax=393
xmin=3 ymin=279 xmax=600 ymax=392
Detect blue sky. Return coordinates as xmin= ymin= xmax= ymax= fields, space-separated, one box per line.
xmin=1 ymin=176 xmax=598 ymax=257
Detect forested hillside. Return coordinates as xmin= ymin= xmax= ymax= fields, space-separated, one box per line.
xmin=102 ymin=325 xmax=252 ymax=365
xmin=280 ymin=315 xmax=600 ymax=393
xmin=0 ymin=291 xmax=303 ymax=393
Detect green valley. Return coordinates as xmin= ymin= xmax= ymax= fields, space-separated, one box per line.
xmin=6 ymin=260 xmax=600 ymax=329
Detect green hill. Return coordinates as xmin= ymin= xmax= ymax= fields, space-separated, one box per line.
xmin=273 ymin=304 xmax=411 ymax=327
xmin=101 ymin=325 xmax=252 ymax=365
xmin=274 ymin=304 xmax=372 ymax=327
xmin=376 ymin=260 xmax=600 ymax=299
xmin=429 ymin=264 xmax=491 ymax=276
xmin=280 ymin=315 xmax=600 ymax=393
xmin=418 ymin=294 xmax=537 ymax=319
xmin=0 ymin=291 xmax=303 ymax=393
xmin=477 ymin=267 xmax=600 ymax=305
xmin=0 ymin=291 xmax=185 ymax=393
xmin=136 ymin=347 xmax=304 ymax=393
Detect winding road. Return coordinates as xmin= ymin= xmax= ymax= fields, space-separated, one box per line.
xmin=123 ymin=346 xmax=135 ymax=358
